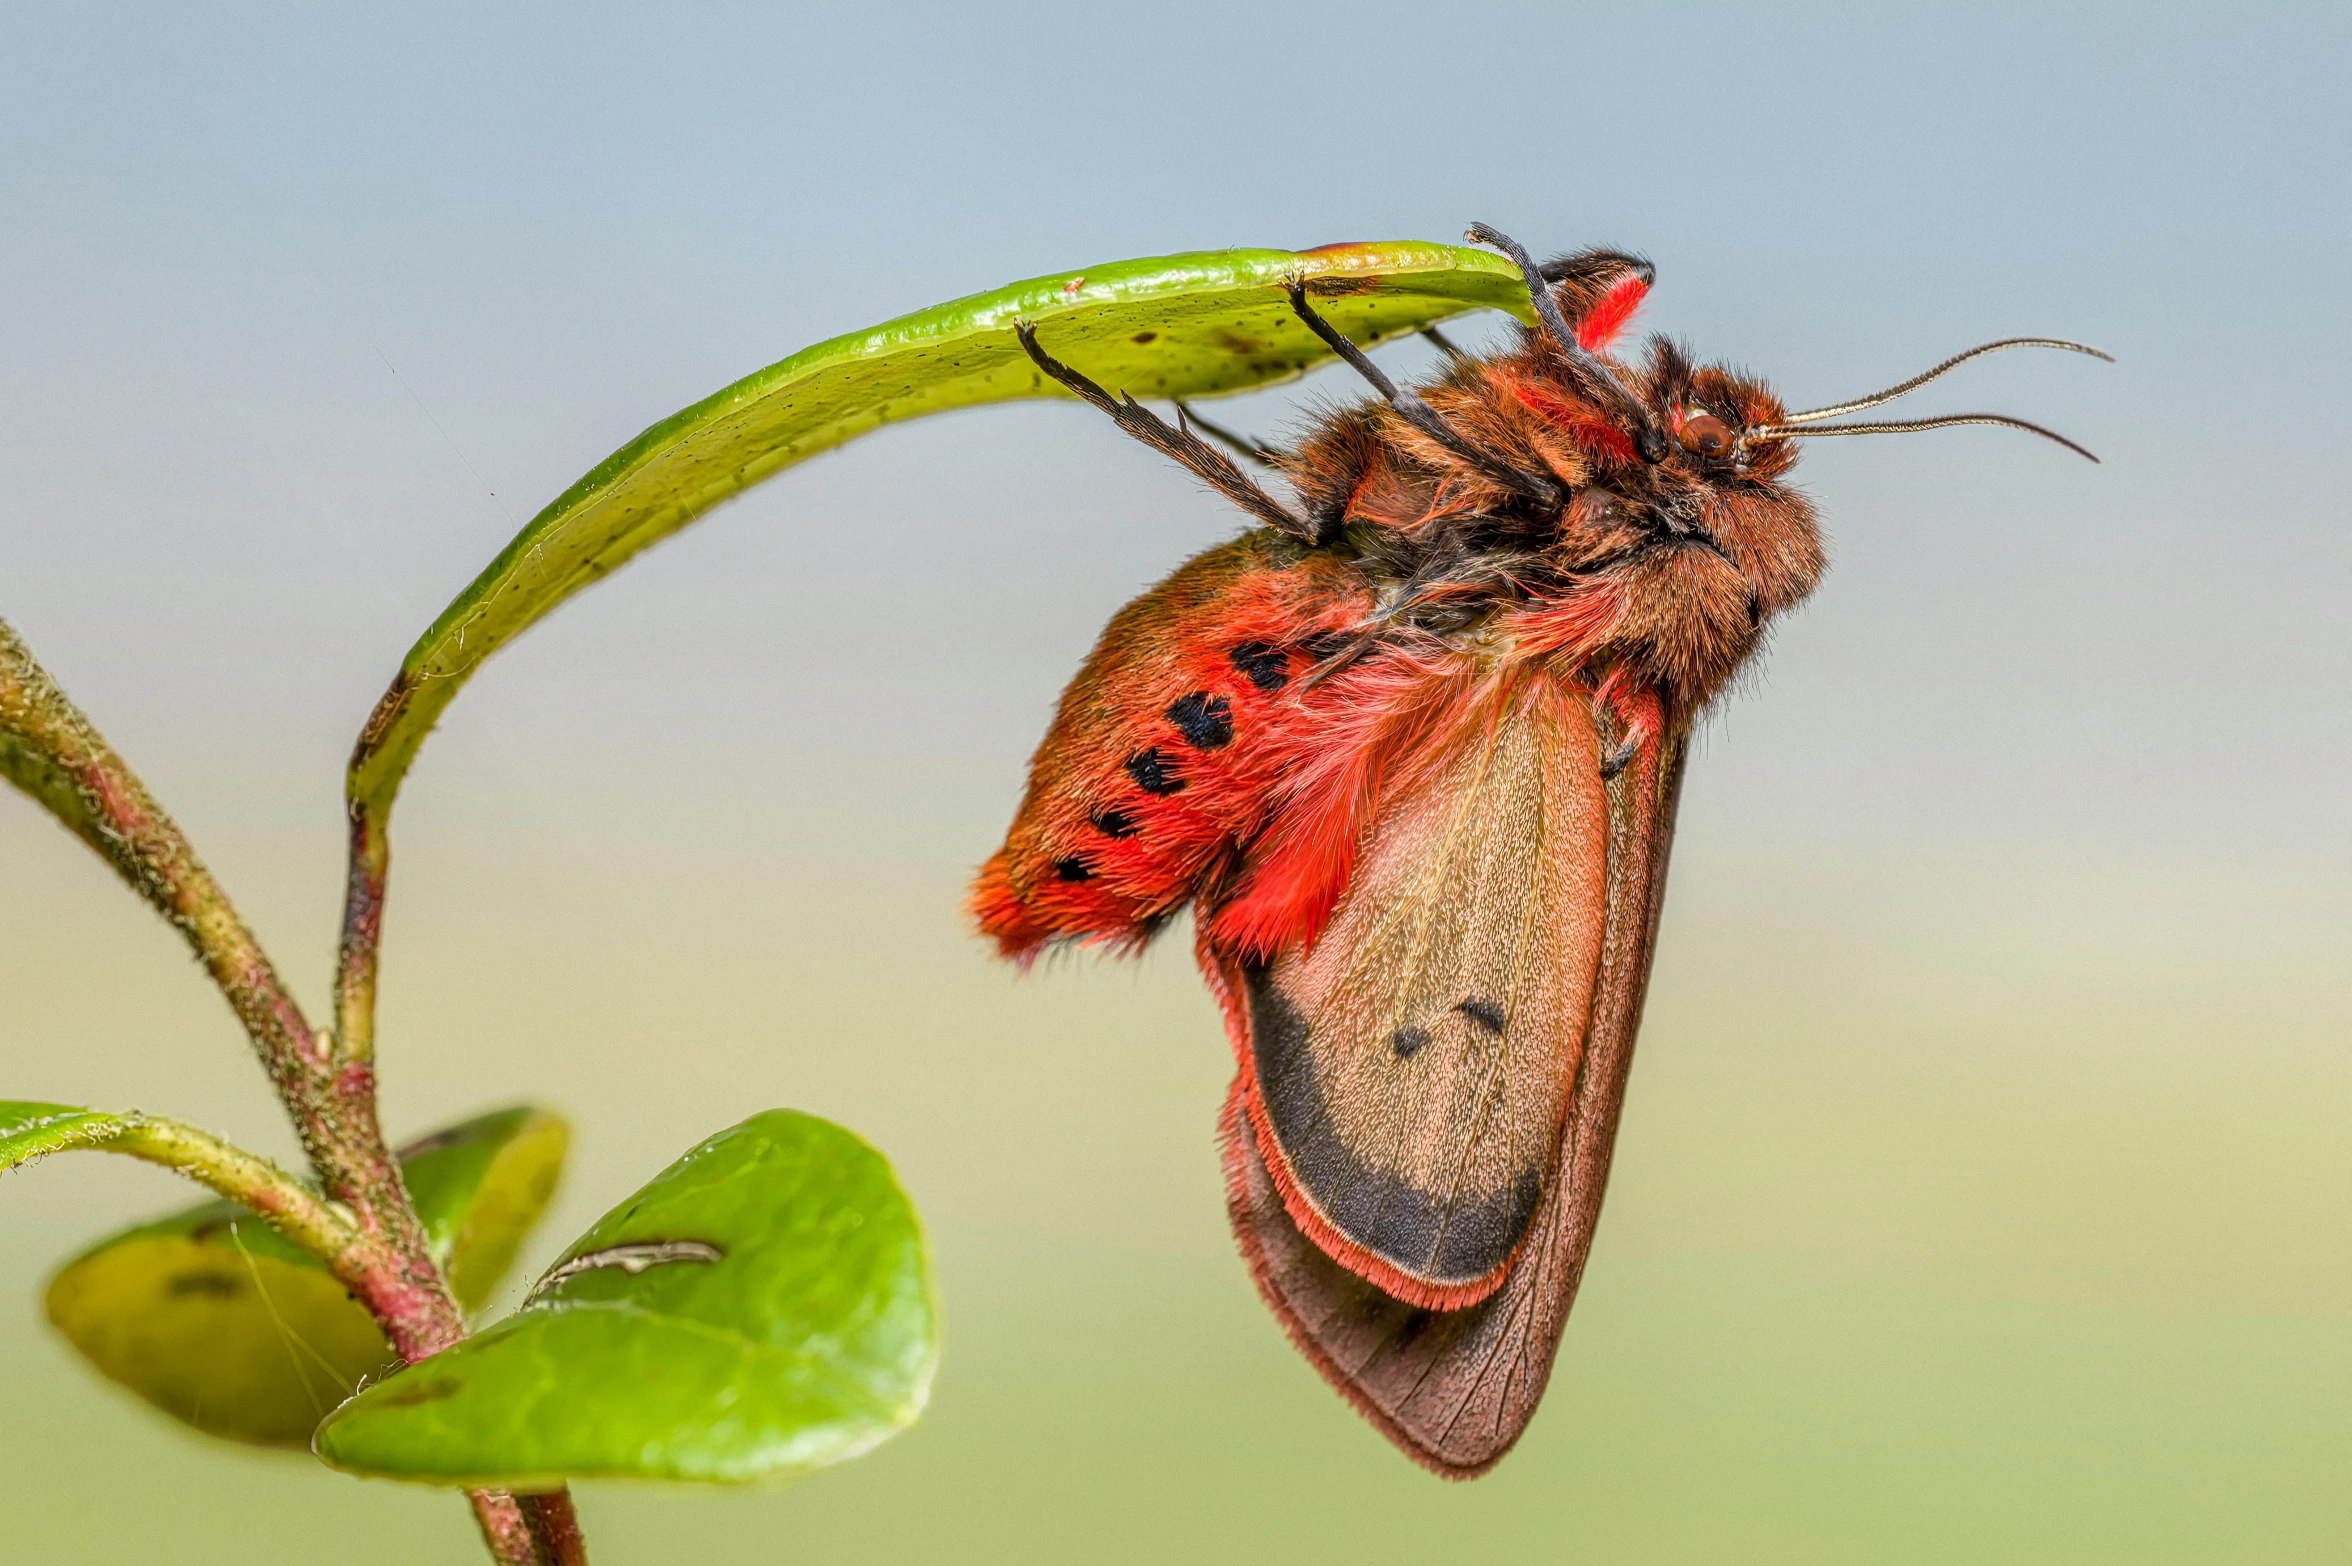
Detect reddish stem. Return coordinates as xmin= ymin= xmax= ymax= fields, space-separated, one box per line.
xmin=1 ymin=620 xmax=582 ymax=1564
xmin=521 ymin=1493 xmax=591 ymax=1565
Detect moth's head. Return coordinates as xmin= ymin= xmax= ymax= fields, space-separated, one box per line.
xmin=1481 ymin=233 xmax=2108 ymax=637
xmin=1496 ymin=249 xmax=1826 ymax=626
xmin=1625 ymin=335 xmax=1824 ymax=624
xmin=1501 ymin=233 xmax=2109 ymax=483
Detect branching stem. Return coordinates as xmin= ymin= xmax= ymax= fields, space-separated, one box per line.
xmin=18 ymin=1110 xmax=362 ymax=1263
xmin=0 ymin=618 xmax=583 ymax=1565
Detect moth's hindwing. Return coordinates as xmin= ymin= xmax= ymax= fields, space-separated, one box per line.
xmin=1236 ymin=678 xmax=1610 ymax=1310
xmin=1222 ymin=735 xmax=1686 ymax=1476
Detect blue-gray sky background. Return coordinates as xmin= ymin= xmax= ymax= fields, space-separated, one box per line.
xmin=2 ymin=5 xmax=2345 ymax=1561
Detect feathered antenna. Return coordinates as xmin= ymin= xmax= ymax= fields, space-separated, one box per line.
xmin=1749 ymin=337 xmax=2113 ymax=461
xmin=1755 ymin=411 xmax=2102 ymax=462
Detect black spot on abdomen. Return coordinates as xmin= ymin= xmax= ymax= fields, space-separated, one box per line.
xmin=1228 ymin=641 xmax=1289 ymax=692
xmin=1125 ymin=747 xmax=1186 ymax=795
xmin=1165 ymin=691 xmax=1233 ymax=749
xmin=1389 ymin=1024 xmax=1429 ymax=1060
xmin=1089 ymin=807 xmax=1138 ymax=838
xmin=1052 ymin=856 xmax=1092 ymax=882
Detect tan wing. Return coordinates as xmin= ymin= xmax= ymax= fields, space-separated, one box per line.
xmin=1223 ymin=736 xmax=1687 ymax=1475
xmin=1233 ymin=680 xmax=1610 ymax=1309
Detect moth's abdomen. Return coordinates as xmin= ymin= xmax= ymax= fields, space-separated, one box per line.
xmin=972 ymin=532 xmax=1368 ymax=962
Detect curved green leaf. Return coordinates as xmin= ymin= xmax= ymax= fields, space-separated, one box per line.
xmin=0 ymin=1101 xmax=128 ymax=1169
xmin=351 ymin=239 xmax=1530 ymax=819
xmin=314 ymin=1109 xmax=935 ymax=1488
xmin=44 ymin=1106 xmax=567 ymax=1448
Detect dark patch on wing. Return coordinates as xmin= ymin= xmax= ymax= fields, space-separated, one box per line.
xmin=1389 ymin=1024 xmax=1429 ymax=1060
xmin=1166 ymin=691 xmax=1234 ymax=749
xmin=1247 ymin=966 xmax=1544 ymax=1285
xmin=1088 ymin=807 xmax=1138 ymax=838
xmin=1456 ymin=998 xmax=1506 ymax=1036
xmin=1229 ymin=640 xmax=1290 ymax=692
xmin=1124 ymin=747 xmax=1186 ymax=795
xmin=1052 ymin=855 xmax=1092 ymax=883
xmin=166 ymin=1270 xmax=243 ymax=1299
xmin=1131 ymin=330 xmax=1158 ymax=344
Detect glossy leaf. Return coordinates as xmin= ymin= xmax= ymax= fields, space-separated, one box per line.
xmin=314 ymin=1109 xmax=936 ymax=1488
xmin=351 ymin=240 xmax=1531 ymax=821
xmin=44 ymin=1106 xmax=567 ymax=1448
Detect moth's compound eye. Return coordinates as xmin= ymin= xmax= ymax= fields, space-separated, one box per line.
xmin=1677 ymin=409 xmax=1733 ymax=458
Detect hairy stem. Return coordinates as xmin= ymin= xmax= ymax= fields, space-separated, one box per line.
xmin=16 ymin=1110 xmax=363 ymax=1264
xmin=472 ymin=1491 xmax=543 ymax=1565
xmin=521 ymin=1493 xmax=591 ymax=1565
xmin=2 ymin=620 xmax=327 ymax=1120
xmin=0 ymin=618 xmax=582 ymax=1564
xmin=335 ymin=807 xmax=388 ymax=1070
xmin=0 ymin=619 xmax=441 ymax=1333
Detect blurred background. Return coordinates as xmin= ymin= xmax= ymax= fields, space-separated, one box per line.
xmin=1 ymin=4 xmax=2344 ymax=1561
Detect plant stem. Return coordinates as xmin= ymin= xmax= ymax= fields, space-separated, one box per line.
xmin=23 ymin=1110 xmax=362 ymax=1261
xmin=472 ymin=1491 xmax=543 ymax=1565
xmin=521 ymin=1493 xmax=591 ymax=1565
xmin=1 ymin=618 xmax=583 ymax=1565
xmin=0 ymin=619 xmax=443 ymax=1339
xmin=334 ymin=807 xmax=389 ymax=1070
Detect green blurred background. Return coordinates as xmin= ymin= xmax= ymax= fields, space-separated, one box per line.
xmin=2 ymin=3 xmax=2344 ymax=1560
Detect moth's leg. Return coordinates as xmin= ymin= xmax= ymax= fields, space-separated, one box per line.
xmin=1279 ymin=402 xmax=1383 ymax=546
xmin=1285 ymin=282 xmax=1564 ymax=510
xmin=1589 ymin=666 xmax=1664 ymax=781
xmin=1419 ymin=325 xmax=1471 ymax=364
xmin=1293 ymin=627 xmax=1385 ymax=692
xmin=1171 ymin=400 xmax=1289 ymax=468
xmin=1016 ymin=324 xmax=1318 ymax=542
xmin=1469 ymin=224 xmax=1667 ymax=463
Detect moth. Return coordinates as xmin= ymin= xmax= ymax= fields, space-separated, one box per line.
xmin=972 ymin=225 xmax=2102 ymax=1475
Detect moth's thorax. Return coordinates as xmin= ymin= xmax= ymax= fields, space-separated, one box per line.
xmin=1297 ymin=332 xmax=1827 ymax=714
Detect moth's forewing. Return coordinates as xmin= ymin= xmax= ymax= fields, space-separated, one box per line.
xmin=1220 ymin=737 xmax=1686 ymax=1476
xmin=1228 ymin=683 xmax=1610 ymax=1309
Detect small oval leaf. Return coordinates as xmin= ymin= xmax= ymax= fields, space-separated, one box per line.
xmin=44 ymin=1106 xmax=568 ymax=1448
xmin=351 ymin=240 xmax=1529 ymax=822
xmin=313 ymin=1109 xmax=936 ymax=1487
xmin=45 ymin=1218 xmax=393 ymax=1448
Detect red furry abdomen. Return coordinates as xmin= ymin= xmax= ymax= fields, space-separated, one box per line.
xmin=970 ymin=532 xmax=1372 ymax=962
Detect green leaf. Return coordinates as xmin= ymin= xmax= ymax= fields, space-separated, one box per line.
xmin=396 ymin=1106 xmax=572 ymax=1309
xmin=351 ymin=239 xmax=1529 ymax=821
xmin=313 ymin=1109 xmax=936 ymax=1488
xmin=0 ymin=1101 xmax=129 ymax=1168
xmin=43 ymin=1106 xmax=567 ymax=1448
